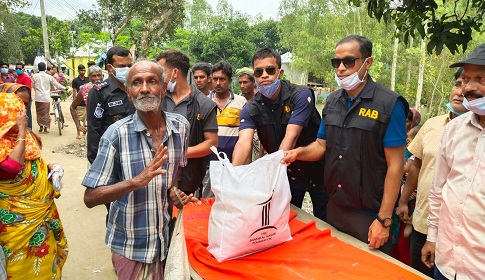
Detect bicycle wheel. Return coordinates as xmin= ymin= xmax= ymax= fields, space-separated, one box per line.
xmin=56 ymin=104 xmax=62 ymax=136
xmin=58 ymin=105 xmax=65 ymax=129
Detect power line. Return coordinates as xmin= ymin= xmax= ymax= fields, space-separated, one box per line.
xmin=49 ymin=0 xmax=75 ymax=19
xmin=29 ymin=0 xmax=39 ymax=15
xmin=59 ymin=0 xmax=84 ymax=13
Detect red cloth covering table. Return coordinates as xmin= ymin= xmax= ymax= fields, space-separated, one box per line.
xmin=179 ymin=199 xmax=426 ymax=280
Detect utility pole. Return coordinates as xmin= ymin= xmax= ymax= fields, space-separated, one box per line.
xmin=40 ymin=0 xmax=50 ymax=59
xmin=69 ymin=30 xmax=76 ymax=54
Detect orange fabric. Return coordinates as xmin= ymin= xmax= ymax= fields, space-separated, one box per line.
xmin=0 ymin=92 xmax=41 ymax=162
xmin=180 ymin=199 xmax=424 ymax=279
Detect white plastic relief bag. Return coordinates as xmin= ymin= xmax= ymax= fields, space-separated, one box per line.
xmin=208 ymin=147 xmax=292 ymax=262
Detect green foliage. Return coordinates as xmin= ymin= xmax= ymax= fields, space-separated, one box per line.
xmin=350 ymin=0 xmax=485 ymax=54
xmin=0 ymin=12 xmax=23 ymax=62
xmin=169 ymin=0 xmax=287 ymax=70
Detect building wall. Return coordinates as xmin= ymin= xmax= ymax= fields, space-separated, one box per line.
xmin=66 ymin=57 xmax=98 ymax=78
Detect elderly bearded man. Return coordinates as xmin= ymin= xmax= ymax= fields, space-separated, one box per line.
xmin=82 ymin=60 xmax=196 ymax=280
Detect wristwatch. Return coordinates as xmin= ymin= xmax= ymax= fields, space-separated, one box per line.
xmin=376 ymin=214 xmax=392 ymax=228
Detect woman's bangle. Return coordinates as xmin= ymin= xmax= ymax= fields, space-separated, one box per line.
xmin=15 ymin=138 xmax=26 ymax=144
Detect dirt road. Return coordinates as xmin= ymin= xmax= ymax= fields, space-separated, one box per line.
xmin=34 ymin=101 xmax=117 ymax=279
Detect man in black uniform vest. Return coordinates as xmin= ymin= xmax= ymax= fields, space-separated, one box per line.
xmin=282 ymin=35 xmax=408 ymax=255
xmin=86 ymin=46 xmax=135 ymax=215
xmin=232 ymin=48 xmax=328 ymax=221
xmin=87 ymin=46 xmax=135 ymax=164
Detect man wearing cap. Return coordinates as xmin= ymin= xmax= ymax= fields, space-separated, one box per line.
xmin=421 ymin=44 xmax=485 ymax=280
xmin=236 ymin=67 xmax=258 ymax=101
xmin=72 ymin=64 xmax=89 ymax=96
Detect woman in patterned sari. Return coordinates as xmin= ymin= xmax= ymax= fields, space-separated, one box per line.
xmin=0 ymin=90 xmax=68 ymax=280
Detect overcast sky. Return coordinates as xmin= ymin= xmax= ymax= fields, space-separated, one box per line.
xmin=28 ymin=0 xmax=279 ymax=21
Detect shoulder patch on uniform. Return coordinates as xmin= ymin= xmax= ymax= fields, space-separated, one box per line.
xmin=93 ymin=81 xmax=108 ymax=91
xmin=94 ymin=103 xmax=104 ymax=118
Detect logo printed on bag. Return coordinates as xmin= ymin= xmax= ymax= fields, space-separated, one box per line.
xmin=249 ymin=194 xmax=277 ymax=243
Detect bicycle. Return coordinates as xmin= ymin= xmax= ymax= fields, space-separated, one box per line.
xmin=50 ymin=90 xmax=65 ymax=135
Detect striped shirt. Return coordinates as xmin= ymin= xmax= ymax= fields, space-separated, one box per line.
xmin=82 ymin=111 xmax=189 ymax=263
xmin=210 ymin=91 xmax=246 ymax=161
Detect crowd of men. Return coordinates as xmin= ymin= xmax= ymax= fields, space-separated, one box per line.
xmin=2 ymin=35 xmax=484 ymax=280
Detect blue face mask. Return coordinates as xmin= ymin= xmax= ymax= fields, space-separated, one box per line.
xmin=114 ymin=67 xmax=129 ymax=83
xmin=462 ymin=96 xmax=485 ymax=116
xmin=0 ymin=68 xmax=8 ymax=75
xmin=445 ymin=102 xmax=465 ymax=116
xmin=256 ymin=70 xmax=282 ymax=99
xmin=15 ymin=69 xmax=22 ymax=75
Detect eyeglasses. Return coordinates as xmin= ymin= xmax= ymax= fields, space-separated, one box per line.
xmin=15 ymin=68 xmax=22 ymax=70
xmin=330 ymin=57 xmax=364 ymax=68
xmin=254 ymin=66 xmax=277 ymax=78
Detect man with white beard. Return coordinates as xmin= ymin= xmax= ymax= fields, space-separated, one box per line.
xmin=82 ymin=60 xmax=197 ymax=279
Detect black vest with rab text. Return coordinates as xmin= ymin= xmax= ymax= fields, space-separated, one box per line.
xmin=247 ymin=80 xmax=324 ymax=186
xmin=322 ymin=77 xmax=409 ymax=212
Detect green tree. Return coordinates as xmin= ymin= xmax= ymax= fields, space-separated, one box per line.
xmin=252 ymin=19 xmax=288 ymax=53
xmin=136 ymin=0 xmax=185 ymax=58
xmin=349 ymin=0 xmax=485 ymax=54
xmin=186 ymin=0 xmax=213 ymax=32
xmin=0 ymin=12 xmax=23 ymax=62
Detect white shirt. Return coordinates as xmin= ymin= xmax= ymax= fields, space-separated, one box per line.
xmin=32 ymin=71 xmax=65 ymax=103
xmin=428 ymin=111 xmax=485 ymax=280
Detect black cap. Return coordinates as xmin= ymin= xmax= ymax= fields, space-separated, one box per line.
xmin=450 ymin=43 xmax=485 ymax=68
xmin=78 ymin=64 xmax=86 ymax=70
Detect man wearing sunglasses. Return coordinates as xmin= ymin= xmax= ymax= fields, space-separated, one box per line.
xmin=232 ymin=48 xmax=328 ymax=222
xmin=282 ymin=35 xmax=409 ymax=255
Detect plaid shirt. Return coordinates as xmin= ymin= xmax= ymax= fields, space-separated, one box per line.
xmin=82 ymin=111 xmax=189 ymax=263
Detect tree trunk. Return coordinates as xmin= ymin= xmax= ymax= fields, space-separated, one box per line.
xmin=110 ymin=18 xmax=131 ymax=44
xmin=355 ymin=8 xmax=362 ymax=35
xmin=427 ymin=62 xmax=444 ymax=119
xmin=415 ymin=37 xmax=426 ymax=110
xmin=390 ymin=29 xmax=399 ymax=91
xmin=405 ymin=37 xmax=414 ymax=94
xmin=138 ymin=9 xmax=173 ymax=59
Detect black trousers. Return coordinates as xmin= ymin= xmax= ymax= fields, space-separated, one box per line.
xmin=410 ymin=229 xmax=434 ymax=278
xmin=327 ymin=200 xmax=392 ymax=255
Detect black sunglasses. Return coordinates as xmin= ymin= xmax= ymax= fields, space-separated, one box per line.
xmin=254 ymin=66 xmax=277 ymax=78
xmin=330 ymin=57 xmax=364 ymax=68
xmin=15 ymin=68 xmax=22 ymax=70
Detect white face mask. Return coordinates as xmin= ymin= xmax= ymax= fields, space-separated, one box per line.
xmin=462 ymin=96 xmax=485 ymax=115
xmin=334 ymin=58 xmax=368 ymax=91
xmin=167 ymin=70 xmax=176 ymax=93
xmin=113 ymin=66 xmax=129 ymax=84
